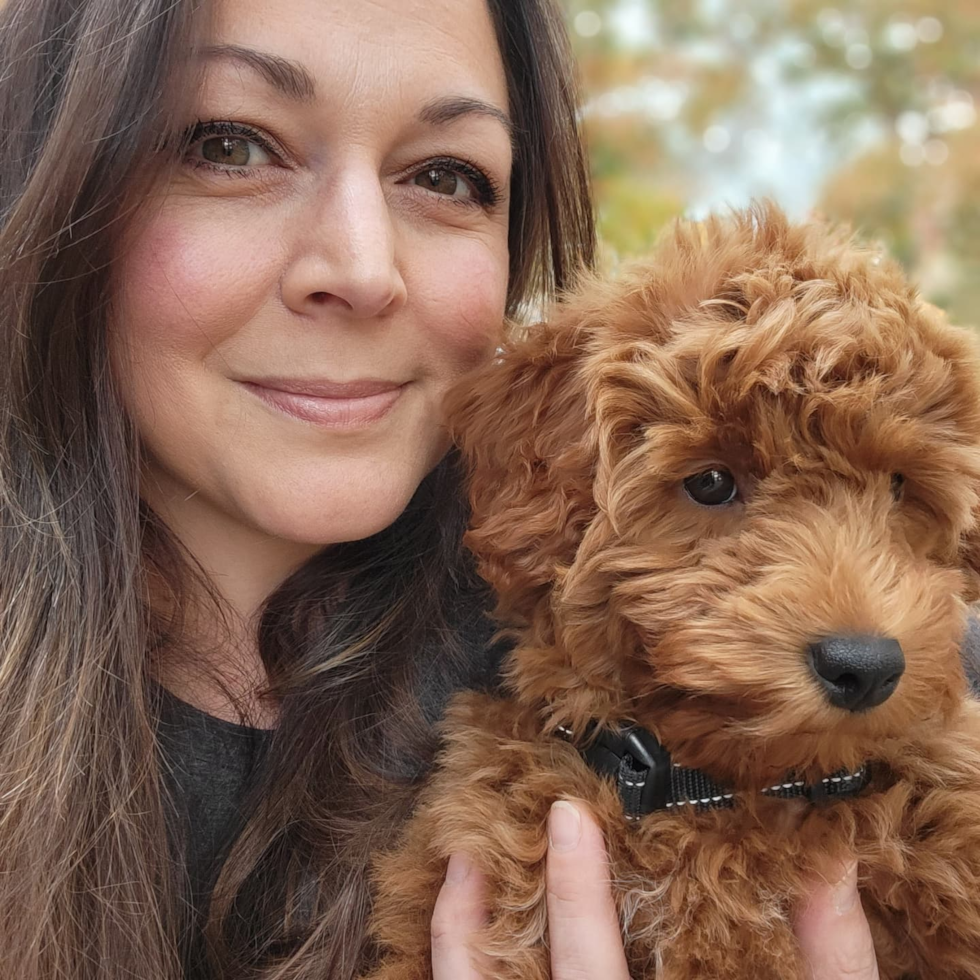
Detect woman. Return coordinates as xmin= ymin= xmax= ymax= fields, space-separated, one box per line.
xmin=0 ymin=0 xmax=882 ymax=977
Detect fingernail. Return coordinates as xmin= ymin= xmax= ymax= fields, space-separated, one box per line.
xmin=832 ymin=860 xmax=858 ymax=915
xmin=549 ymin=800 xmax=582 ymax=852
xmin=445 ymin=852 xmax=472 ymax=884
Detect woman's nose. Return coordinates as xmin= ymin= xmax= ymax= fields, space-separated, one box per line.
xmin=280 ymin=172 xmax=407 ymax=320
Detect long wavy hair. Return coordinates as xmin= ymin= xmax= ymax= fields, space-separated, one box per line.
xmin=0 ymin=0 xmax=595 ymax=978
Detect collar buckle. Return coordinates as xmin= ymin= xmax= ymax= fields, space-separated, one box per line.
xmin=560 ymin=723 xmax=672 ymax=820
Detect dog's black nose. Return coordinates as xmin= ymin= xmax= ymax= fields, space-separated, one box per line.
xmin=808 ymin=635 xmax=905 ymax=712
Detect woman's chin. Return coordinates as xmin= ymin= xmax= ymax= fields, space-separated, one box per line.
xmin=241 ymin=475 xmax=423 ymax=548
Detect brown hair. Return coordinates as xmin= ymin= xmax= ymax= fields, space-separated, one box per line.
xmin=0 ymin=0 xmax=594 ymax=978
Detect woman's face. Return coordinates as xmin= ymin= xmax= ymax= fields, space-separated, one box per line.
xmin=112 ymin=0 xmax=511 ymax=553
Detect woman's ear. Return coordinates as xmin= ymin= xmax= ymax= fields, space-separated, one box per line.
xmin=447 ymin=320 xmax=598 ymax=625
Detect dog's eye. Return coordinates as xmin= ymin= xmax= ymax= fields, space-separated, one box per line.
xmin=891 ymin=473 xmax=905 ymax=501
xmin=684 ymin=468 xmax=738 ymax=506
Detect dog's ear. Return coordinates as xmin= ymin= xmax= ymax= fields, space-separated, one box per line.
xmin=447 ymin=319 xmax=598 ymax=625
xmin=958 ymin=504 xmax=980 ymax=688
xmin=959 ymin=599 xmax=980 ymax=694
xmin=962 ymin=524 xmax=980 ymax=601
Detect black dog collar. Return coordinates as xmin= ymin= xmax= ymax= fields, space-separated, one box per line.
xmin=556 ymin=723 xmax=869 ymax=822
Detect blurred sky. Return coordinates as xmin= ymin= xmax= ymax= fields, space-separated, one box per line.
xmin=561 ymin=0 xmax=980 ymax=324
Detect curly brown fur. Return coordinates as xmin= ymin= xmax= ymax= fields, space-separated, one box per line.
xmin=365 ymin=203 xmax=980 ymax=979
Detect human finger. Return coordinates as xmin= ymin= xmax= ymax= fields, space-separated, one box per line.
xmin=431 ymin=852 xmax=489 ymax=980
xmin=546 ymin=800 xmax=632 ymax=980
xmin=793 ymin=860 xmax=880 ymax=980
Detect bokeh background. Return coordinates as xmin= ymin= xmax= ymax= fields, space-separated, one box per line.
xmin=560 ymin=0 xmax=980 ymax=327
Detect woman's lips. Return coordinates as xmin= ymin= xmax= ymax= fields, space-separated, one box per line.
xmin=240 ymin=379 xmax=406 ymax=429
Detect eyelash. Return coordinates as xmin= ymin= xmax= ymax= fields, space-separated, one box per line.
xmin=416 ymin=156 xmax=502 ymax=210
xmin=180 ymin=119 xmax=502 ymax=210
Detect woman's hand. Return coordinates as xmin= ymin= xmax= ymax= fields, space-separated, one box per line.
xmin=793 ymin=860 xmax=880 ymax=979
xmin=431 ymin=800 xmax=630 ymax=979
xmin=431 ymin=803 xmax=880 ymax=980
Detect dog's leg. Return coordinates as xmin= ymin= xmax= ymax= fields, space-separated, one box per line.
xmin=363 ymin=692 xmax=567 ymax=980
xmin=363 ymin=817 xmax=553 ymax=980
xmin=359 ymin=828 xmax=447 ymax=980
xmin=857 ymin=705 xmax=980 ymax=980
xmin=606 ymin=819 xmax=816 ymax=980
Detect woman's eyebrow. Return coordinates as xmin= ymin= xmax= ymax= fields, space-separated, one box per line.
xmin=417 ymin=96 xmax=515 ymax=147
xmin=200 ymin=44 xmax=318 ymax=103
xmin=199 ymin=46 xmax=514 ymax=147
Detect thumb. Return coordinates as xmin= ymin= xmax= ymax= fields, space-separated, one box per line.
xmin=793 ymin=860 xmax=879 ymax=980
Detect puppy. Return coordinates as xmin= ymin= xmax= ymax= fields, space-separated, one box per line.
xmin=366 ymin=204 xmax=980 ymax=980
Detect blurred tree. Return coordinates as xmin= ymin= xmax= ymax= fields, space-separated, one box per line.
xmin=562 ymin=0 xmax=980 ymax=324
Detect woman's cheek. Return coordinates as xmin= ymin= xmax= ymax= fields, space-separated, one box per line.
xmin=113 ymin=206 xmax=280 ymax=353
xmin=411 ymin=236 xmax=509 ymax=373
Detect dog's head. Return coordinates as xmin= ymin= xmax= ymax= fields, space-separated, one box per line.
xmin=448 ymin=204 xmax=980 ymax=787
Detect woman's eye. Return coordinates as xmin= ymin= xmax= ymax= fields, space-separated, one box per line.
xmin=178 ymin=121 xmax=280 ymax=174
xmin=413 ymin=166 xmax=474 ymax=201
xmin=193 ymin=135 xmax=273 ymax=169
xmin=684 ymin=468 xmax=738 ymax=506
xmin=408 ymin=158 xmax=500 ymax=208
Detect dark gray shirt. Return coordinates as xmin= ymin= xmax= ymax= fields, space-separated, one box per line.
xmin=157 ymin=686 xmax=273 ymax=977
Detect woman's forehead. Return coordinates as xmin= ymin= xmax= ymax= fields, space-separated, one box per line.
xmin=205 ymin=0 xmax=510 ymax=112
